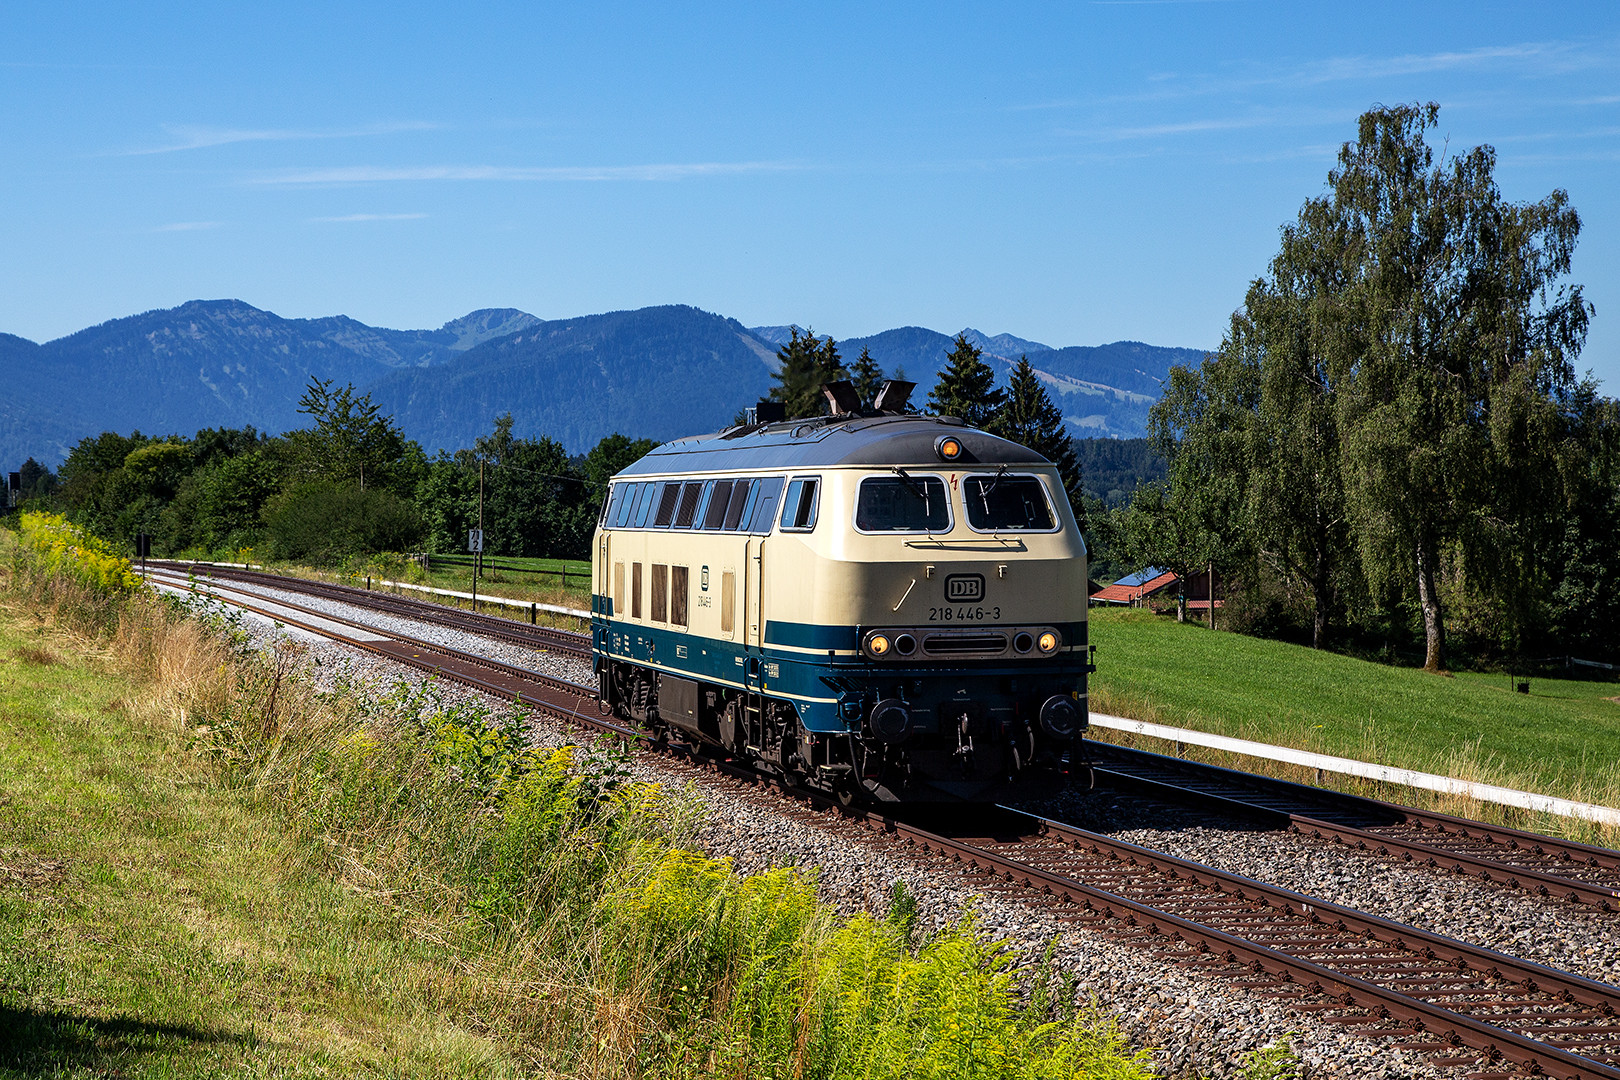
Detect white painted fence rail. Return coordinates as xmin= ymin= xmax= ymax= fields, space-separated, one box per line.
xmin=1089 ymin=713 xmax=1620 ymax=827
xmin=372 ymin=577 xmax=591 ymax=621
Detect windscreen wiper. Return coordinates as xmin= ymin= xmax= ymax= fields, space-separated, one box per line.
xmin=891 ymin=466 xmax=928 ymax=501
xmin=975 ymin=464 xmax=1009 ymax=512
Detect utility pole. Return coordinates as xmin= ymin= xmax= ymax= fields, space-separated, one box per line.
xmin=475 ymin=458 xmax=484 ymax=613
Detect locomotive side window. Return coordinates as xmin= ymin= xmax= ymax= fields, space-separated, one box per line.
xmin=602 ymin=484 xmax=624 ymax=527
xmin=612 ymin=561 xmax=625 ymax=616
xmin=612 ymin=484 xmax=639 ymax=528
xmin=963 ymin=474 xmax=1058 ymax=532
xmin=722 ymin=479 xmax=753 ymax=530
xmin=653 ymin=484 xmax=681 ymax=527
xmin=651 ymin=564 xmax=668 ymax=622
xmin=632 ymin=562 xmax=643 ymax=618
xmin=779 ymin=477 xmax=820 ymax=532
xmin=855 ymin=475 xmax=950 ymax=532
xmin=670 ymin=565 xmax=689 ymax=627
xmin=702 ymin=480 xmax=734 ymax=530
xmin=631 ymin=482 xmax=657 ymax=531
xmin=748 ymin=476 xmax=785 ymax=533
xmin=674 ymin=482 xmax=704 ymax=528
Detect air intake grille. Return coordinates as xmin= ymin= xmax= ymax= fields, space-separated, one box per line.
xmin=922 ymin=632 xmax=1008 ymax=655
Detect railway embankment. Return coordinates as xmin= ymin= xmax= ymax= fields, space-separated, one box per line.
xmin=0 ymin=516 xmax=1154 ymax=1079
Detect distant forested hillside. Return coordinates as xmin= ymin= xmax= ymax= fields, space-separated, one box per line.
xmin=1075 ymin=437 xmax=1165 ymax=505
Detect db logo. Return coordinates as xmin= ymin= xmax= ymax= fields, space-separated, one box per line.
xmin=944 ymin=574 xmax=984 ymax=603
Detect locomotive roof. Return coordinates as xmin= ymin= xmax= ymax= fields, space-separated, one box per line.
xmin=617 ymin=414 xmax=1051 ymax=477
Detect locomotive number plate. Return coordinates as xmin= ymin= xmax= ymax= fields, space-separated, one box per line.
xmin=928 ymin=606 xmax=1000 ymax=622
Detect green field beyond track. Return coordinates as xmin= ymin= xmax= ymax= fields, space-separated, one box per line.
xmin=407 ymin=555 xmax=590 ymax=608
xmin=1088 ymin=608 xmax=1620 ymax=821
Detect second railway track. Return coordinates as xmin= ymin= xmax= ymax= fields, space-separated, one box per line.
xmin=1087 ymin=742 xmax=1620 ymax=910
xmin=149 ymin=559 xmax=592 ymax=659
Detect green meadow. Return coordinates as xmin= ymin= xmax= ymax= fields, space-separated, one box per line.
xmin=1088 ymin=607 xmax=1620 ymax=839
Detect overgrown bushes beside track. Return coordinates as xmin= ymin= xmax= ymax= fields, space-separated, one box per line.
xmin=2 ymin=521 xmax=1152 ymax=1078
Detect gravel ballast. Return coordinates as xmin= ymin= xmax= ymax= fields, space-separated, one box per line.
xmin=156 ymin=572 xmax=1619 ymax=1078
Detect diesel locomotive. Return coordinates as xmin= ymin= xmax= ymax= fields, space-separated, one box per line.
xmin=590 ymin=381 xmax=1092 ymax=802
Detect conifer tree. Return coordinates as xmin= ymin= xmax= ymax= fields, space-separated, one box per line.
xmin=996 ymin=356 xmax=1085 ymax=525
xmin=926 ymin=333 xmax=1004 ymax=428
xmin=849 ymin=347 xmax=884 ymax=408
xmin=769 ymin=327 xmax=845 ymax=419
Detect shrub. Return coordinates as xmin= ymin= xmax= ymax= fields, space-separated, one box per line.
xmin=261 ymin=480 xmax=422 ymax=565
xmin=14 ymin=511 xmax=143 ymax=594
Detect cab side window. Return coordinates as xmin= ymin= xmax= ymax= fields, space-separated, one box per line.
xmin=780 ymin=477 xmax=820 ymax=532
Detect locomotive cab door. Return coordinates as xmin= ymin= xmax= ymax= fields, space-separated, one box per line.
xmin=743 ymin=534 xmax=764 ymax=691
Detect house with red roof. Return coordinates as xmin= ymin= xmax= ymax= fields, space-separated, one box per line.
xmin=1090 ymin=567 xmax=1226 ymax=617
xmin=1090 ymin=567 xmax=1180 ymax=606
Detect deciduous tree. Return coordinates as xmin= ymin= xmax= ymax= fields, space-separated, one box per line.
xmin=1324 ymin=103 xmax=1591 ymax=671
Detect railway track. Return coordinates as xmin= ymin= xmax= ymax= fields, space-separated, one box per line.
xmin=145 ymin=567 xmax=605 ymax=729
xmin=148 ymin=559 xmax=592 ymax=660
xmin=873 ymin=805 xmax=1620 ymax=1080
xmin=1089 ymin=742 xmax=1620 ymax=910
xmin=152 ymin=568 xmax=1620 ymax=1080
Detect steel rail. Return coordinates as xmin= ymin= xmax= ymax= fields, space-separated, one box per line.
xmin=847 ymin=806 xmax=1620 ymax=1080
xmin=150 ymin=560 xmax=592 ymax=659
xmin=164 ymin=572 xmax=1620 ymax=1079
xmin=1090 ymin=742 xmax=1620 ymax=909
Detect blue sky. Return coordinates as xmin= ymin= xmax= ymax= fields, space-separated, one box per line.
xmin=4 ymin=1 xmax=1618 ymax=388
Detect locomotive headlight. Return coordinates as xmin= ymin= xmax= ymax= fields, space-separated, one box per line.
xmin=935 ymin=435 xmax=964 ymax=461
xmin=866 ymin=633 xmax=892 ymax=658
xmin=1037 ymin=631 xmax=1060 ymax=654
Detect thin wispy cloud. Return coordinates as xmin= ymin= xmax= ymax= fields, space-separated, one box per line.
xmin=1297 ymin=41 xmax=1590 ymax=84
xmin=1061 ymin=106 xmax=1344 ymax=143
xmin=151 ymin=221 xmax=220 ymax=232
xmin=1088 ymin=116 xmax=1279 ymax=140
xmin=252 ymin=161 xmax=801 ymax=185
xmin=126 ymin=120 xmax=438 ymax=155
xmin=311 ymin=212 xmax=429 ymax=222
xmin=1011 ymin=37 xmax=1614 ymax=114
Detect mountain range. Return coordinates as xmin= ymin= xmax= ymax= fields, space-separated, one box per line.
xmin=0 ymin=299 xmax=1208 ymax=468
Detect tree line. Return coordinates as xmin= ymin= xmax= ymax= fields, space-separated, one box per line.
xmin=1097 ymin=103 xmax=1619 ymax=671
xmin=10 ymin=377 xmax=654 ymax=567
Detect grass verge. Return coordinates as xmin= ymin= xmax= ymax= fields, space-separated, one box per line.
xmin=1 ymin=520 xmax=1152 ymax=1079
xmin=1089 ymin=607 xmax=1620 ymax=845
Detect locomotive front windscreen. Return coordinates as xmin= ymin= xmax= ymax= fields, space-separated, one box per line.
xmin=856 ymin=475 xmax=950 ymax=532
xmin=963 ymin=474 xmax=1056 ymax=531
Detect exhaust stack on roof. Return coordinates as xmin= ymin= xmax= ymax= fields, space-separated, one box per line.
xmin=872 ymin=379 xmax=915 ymax=414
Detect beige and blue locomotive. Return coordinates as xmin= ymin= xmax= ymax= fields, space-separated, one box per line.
xmin=590 ymin=386 xmax=1091 ymax=802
